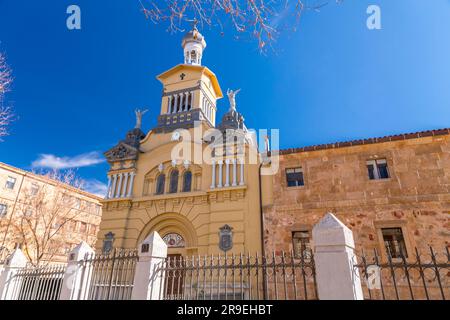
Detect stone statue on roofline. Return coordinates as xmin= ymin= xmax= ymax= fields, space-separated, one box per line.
xmin=226 ymin=88 xmax=241 ymax=111
xmin=134 ymin=108 xmax=148 ymax=129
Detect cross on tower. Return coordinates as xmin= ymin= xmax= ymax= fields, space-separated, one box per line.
xmin=188 ymin=18 xmax=199 ymax=30
xmin=180 ymin=73 xmax=186 ymax=80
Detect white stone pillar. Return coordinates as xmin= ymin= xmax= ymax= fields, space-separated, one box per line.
xmin=232 ymin=159 xmax=237 ymax=186
xmin=185 ymin=92 xmax=189 ymax=111
xmin=239 ymin=158 xmax=245 ymax=186
xmin=225 ymin=159 xmax=230 ymax=187
xmin=111 ymin=174 xmax=118 ymax=198
xmin=210 ymin=160 xmax=216 ymax=189
xmin=312 ymin=213 xmax=364 ymax=300
xmin=0 ymin=249 xmax=27 ymax=300
xmin=116 ymin=173 xmax=123 ymax=199
xmin=217 ymin=160 xmax=223 ymax=188
xmin=121 ymin=172 xmax=129 ymax=198
xmin=105 ymin=175 xmax=112 ymax=199
xmin=60 ymin=242 xmax=95 ymax=300
xmin=127 ymin=172 xmax=136 ymax=197
xmin=131 ymin=232 xmax=168 ymax=300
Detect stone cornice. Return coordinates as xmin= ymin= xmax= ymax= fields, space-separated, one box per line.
xmin=162 ymin=84 xmax=201 ymax=97
xmin=275 ymin=128 xmax=450 ymax=156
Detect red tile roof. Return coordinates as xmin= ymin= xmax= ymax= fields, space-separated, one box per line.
xmin=276 ymin=128 xmax=450 ymax=155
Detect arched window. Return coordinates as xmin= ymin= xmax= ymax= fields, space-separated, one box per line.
xmin=169 ymin=170 xmax=179 ymax=193
xmin=182 ymin=171 xmax=192 ymax=192
xmin=162 ymin=233 xmax=185 ymax=248
xmin=191 ymin=50 xmax=197 ymax=63
xmin=156 ymin=174 xmax=165 ymax=195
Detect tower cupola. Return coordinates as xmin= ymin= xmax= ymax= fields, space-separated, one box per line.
xmin=182 ymin=24 xmax=206 ymax=65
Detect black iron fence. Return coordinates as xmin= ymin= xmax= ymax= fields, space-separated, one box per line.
xmin=354 ymin=246 xmax=449 ymax=300
xmin=157 ymin=250 xmax=317 ymax=300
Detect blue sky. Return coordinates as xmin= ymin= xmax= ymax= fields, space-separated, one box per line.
xmin=1 ymin=0 xmax=449 ymax=195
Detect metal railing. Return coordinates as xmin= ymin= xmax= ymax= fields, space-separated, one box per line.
xmin=157 ymin=250 xmax=317 ymax=300
xmin=354 ymin=246 xmax=449 ymax=300
xmin=8 ymin=264 xmax=66 ymax=300
xmin=79 ymin=249 xmax=138 ymax=300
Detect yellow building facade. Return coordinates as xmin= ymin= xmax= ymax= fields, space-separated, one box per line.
xmin=96 ymin=28 xmax=449 ymax=272
xmin=98 ymin=27 xmax=264 ymax=256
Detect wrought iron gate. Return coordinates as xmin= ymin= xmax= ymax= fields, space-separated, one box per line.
xmin=157 ymin=250 xmax=317 ymax=300
xmin=79 ymin=249 xmax=138 ymax=300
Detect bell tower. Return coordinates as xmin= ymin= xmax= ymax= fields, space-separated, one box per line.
xmin=182 ymin=23 xmax=206 ymax=66
xmin=153 ymin=26 xmax=223 ymax=133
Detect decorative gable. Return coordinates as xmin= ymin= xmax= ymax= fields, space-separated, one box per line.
xmin=104 ymin=142 xmax=139 ymax=162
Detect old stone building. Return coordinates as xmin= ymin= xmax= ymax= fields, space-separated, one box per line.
xmin=263 ymin=129 xmax=450 ymax=261
xmin=0 ymin=162 xmax=102 ymax=265
xmin=97 ymin=26 xmax=449 ymax=266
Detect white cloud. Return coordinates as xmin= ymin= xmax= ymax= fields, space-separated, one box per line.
xmin=32 ymin=151 xmax=105 ymax=170
xmin=82 ymin=179 xmax=108 ymax=198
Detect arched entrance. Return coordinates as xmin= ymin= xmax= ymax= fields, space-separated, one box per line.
xmin=137 ymin=212 xmax=198 ymax=256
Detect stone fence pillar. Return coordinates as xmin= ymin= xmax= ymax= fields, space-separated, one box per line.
xmin=131 ymin=231 xmax=168 ymax=300
xmin=312 ymin=213 xmax=364 ymax=300
xmin=60 ymin=241 xmax=95 ymax=300
xmin=0 ymin=249 xmax=28 ymax=300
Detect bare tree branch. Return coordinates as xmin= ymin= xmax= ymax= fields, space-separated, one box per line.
xmin=140 ymin=0 xmax=339 ymax=51
xmin=0 ymin=52 xmax=14 ymax=139
xmin=8 ymin=170 xmax=90 ymax=266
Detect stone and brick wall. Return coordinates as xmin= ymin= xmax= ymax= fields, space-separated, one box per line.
xmin=263 ymin=129 xmax=450 ymax=259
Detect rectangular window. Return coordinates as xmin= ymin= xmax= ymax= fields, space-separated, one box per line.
xmin=382 ymin=227 xmax=407 ymax=258
xmin=367 ymin=159 xmax=389 ymax=180
xmin=74 ymin=198 xmax=81 ymax=209
xmin=286 ymin=168 xmax=304 ymax=187
xmin=79 ymin=222 xmax=87 ymax=233
xmin=31 ymin=183 xmax=39 ymax=195
xmin=95 ymin=204 xmax=101 ymax=215
xmin=5 ymin=176 xmax=16 ymax=189
xmin=24 ymin=208 xmax=33 ymax=217
xmin=292 ymin=231 xmax=311 ymax=260
xmin=0 ymin=204 xmax=8 ymax=217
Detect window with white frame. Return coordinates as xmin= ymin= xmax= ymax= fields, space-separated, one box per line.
xmin=0 ymin=204 xmax=7 ymax=217
xmin=286 ymin=168 xmax=304 ymax=187
xmin=5 ymin=176 xmax=16 ymax=189
xmin=30 ymin=183 xmax=39 ymax=195
xmin=24 ymin=208 xmax=33 ymax=217
xmin=366 ymin=159 xmax=389 ymax=180
xmin=74 ymin=198 xmax=81 ymax=209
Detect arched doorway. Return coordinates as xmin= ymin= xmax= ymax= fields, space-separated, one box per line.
xmin=137 ymin=212 xmax=198 ymax=257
